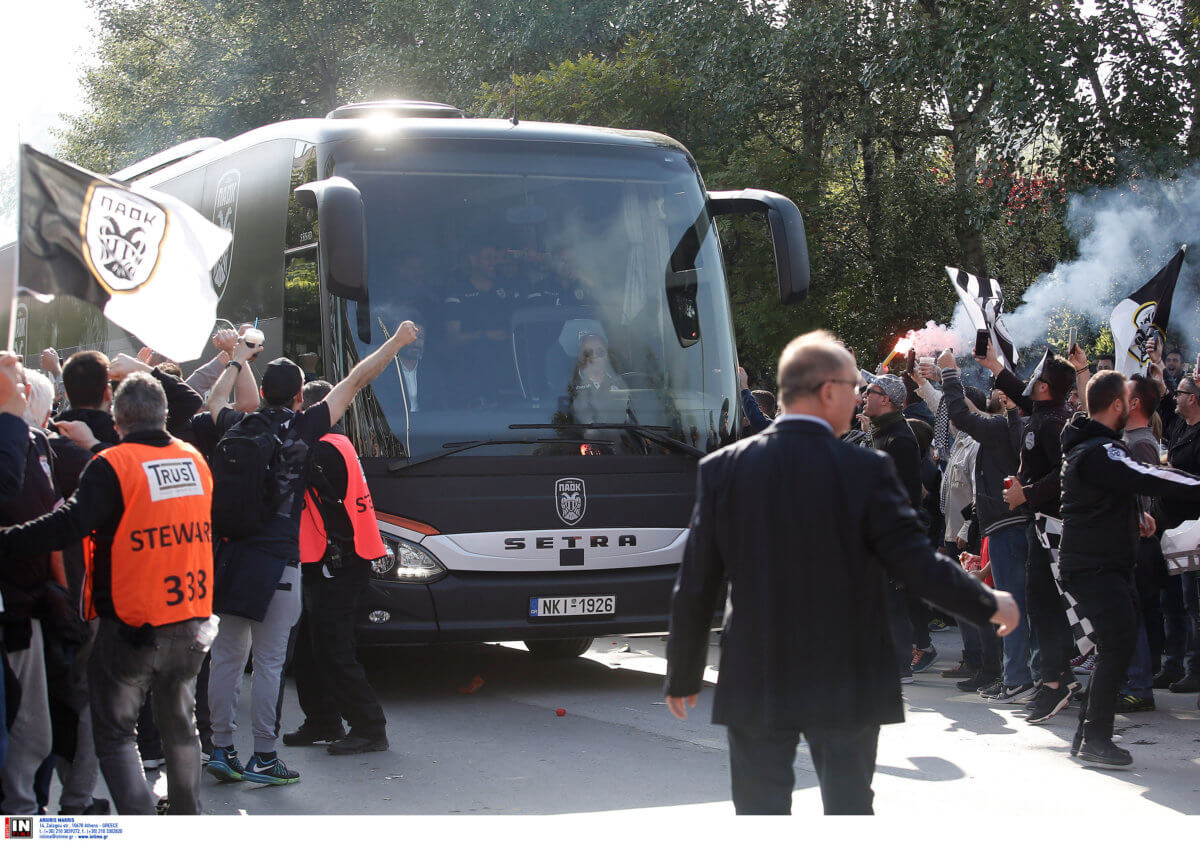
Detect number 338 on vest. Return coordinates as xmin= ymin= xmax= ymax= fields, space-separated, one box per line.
xmin=83 ymin=441 xmax=215 ymax=627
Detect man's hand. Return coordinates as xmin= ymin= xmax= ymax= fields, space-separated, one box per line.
xmin=212 ymin=328 xmax=239 ymax=355
xmin=737 ymin=365 xmax=749 ymax=391
xmin=956 ymin=535 xmax=967 ymax=550
xmin=1002 ymin=478 xmax=1027 ymax=510
xmin=989 ymin=591 xmax=1020 ymax=636
xmin=389 ymin=320 xmax=419 ymax=348
xmin=232 ymin=334 xmax=265 ymax=364
xmin=108 ymin=352 xmax=152 ymax=381
xmin=976 ymin=339 xmax=1003 ymax=375
xmin=857 ymin=412 xmax=870 ymax=433
xmin=917 ymin=360 xmax=940 ymax=384
xmin=875 ymin=363 xmax=889 ymax=376
xmin=1068 ymin=343 xmax=1089 ymax=372
xmin=665 ymin=694 xmax=697 ymax=721
xmin=0 ymin=353 xmax=27 ymax=417
xmin=53 ymin=419 xmax=100 ymax=450
xmin=937 ymin=349 xmax=957 ymax=371
xmin=1146 ymin=334 xmax=1162 ymax=365
xmin=40 ymin=347 xmax=62 ymax=377
xmin=1140 ymin=512 xmax=1157 ymax=538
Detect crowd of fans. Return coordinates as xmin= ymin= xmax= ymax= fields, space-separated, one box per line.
xmin=0 ymin=322 xmax=416 ymax=814
xmin=742 ymin=336 xmax=1200 ymax=762
xmin=0 ymin=315 xmax=1197 ymax=816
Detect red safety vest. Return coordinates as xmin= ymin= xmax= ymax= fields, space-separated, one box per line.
xmin=84 ymin=439 xmax=214 ymax=626
xmin=299 ymin=433 xmax=387 ymax=564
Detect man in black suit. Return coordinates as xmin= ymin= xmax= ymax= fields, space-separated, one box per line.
xmin=665 ymin=331 xmax=1019 ymax=815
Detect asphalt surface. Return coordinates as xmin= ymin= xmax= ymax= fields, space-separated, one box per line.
xmin=119 ymin=630 xmax=1200 ymax=815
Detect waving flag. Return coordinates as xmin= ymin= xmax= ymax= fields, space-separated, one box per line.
xmin=947 ymin=267 xmax=1018 ymax=371
xmin=1110 ymin=248 xmax=1185 ymax=377
xmin=17 ymin=145 xmax=231 ymax=362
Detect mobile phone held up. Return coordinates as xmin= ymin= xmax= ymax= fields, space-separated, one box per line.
xmin=973 ymin=329 xmax=989 ymax=359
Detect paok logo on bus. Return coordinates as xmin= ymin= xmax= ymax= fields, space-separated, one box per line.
xmin=210 ymin=169 xmax=240 ymax=298
xmin=555 ymin=477 xmax=586 ymax=526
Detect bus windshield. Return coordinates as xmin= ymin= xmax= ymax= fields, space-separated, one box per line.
xmin=329 ymin=137 xmax=739 ymax=461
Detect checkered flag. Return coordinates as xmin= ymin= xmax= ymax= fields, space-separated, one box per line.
xmin=1034 ymin=515 xmax=1096 ymax=656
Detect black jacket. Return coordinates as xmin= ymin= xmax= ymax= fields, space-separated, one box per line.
xmin=1155 ymin=419 xmax=1200 ymax=531
xmin=1059 ymin=415 xmax=1200 ymax=572
xmin=54 ymin=369 xmax=203 ymax=447
xmin=941 ymin=370 xmax=1028 ymax=535
xmin=665 ymin=418 xmax=997 ymax=729
xmin=869 ymin=411 xmax=922 ymax=511
xmin=995 ymin=368 xmax=1071 ymax=516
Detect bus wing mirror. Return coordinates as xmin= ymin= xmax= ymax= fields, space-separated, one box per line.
xmin=295 ymin=177 xmax=372 ymax=341
xmin=708 ymin=189 xmax=810 ymax=304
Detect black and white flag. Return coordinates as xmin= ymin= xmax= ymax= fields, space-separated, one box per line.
xmin=1110 ymin=248 xmax=1185 ymax=377
xmin=946 ymin=267 xmax=1018 ymax=371
xmin=1023 ymin=346 xmax=1055 ymax=398
xmin=18 ymin=145 xmax=231 ymax=362
xmin=1034 ymin=515 xmax=1096 ymax=656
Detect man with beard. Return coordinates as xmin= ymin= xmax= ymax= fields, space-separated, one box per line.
xmin=1058 ymin=371 xmax=1200 ymax=765
xmin=393 ymin=314 xmax=446 ymax=413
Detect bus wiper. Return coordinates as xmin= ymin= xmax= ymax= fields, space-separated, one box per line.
xmin=387 ymin=437 xmax=594 ymax=472
xmin=508 ymin=423 xmax=706 ymax=458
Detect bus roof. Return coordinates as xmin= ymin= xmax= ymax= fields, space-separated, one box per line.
xmin=134 ymin=117 xmax=691 ymax=187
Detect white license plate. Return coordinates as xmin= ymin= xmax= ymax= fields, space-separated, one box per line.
xmin=529 ymin=595 xmax=616 ymax=617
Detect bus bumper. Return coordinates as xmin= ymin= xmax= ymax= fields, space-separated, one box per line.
xmin=355 ymin=565 xmax=680 ymax=645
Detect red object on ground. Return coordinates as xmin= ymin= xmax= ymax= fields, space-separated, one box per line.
xmin=555 ymin=708 xmax=566 ymax=716
xmin=458 ymin=675 xmax=485 ymax=694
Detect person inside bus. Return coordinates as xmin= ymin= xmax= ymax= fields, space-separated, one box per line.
xmin=567 ymin=333 xmax=629 ymax=425
xmin=391 ymin=311 xmax=446 ymax=413
xmin=444 ymin=251 xmax=520 ymax=405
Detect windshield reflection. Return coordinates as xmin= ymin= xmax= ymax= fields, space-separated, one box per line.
xmin=330 ymin=139 xmax=738 ymax=461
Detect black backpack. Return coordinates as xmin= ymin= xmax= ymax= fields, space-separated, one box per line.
xmin=210 ymin=411 xmax=285 ymax=539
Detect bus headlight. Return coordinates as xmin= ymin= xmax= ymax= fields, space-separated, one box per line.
xmin=372 ymin=537 xmax=446 ymax=583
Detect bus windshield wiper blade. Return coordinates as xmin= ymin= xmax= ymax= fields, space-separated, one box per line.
xmin=508 ymin=423 xmax=706 ymax=458
xmin=388 ymin=437 xmax=593 ymax=472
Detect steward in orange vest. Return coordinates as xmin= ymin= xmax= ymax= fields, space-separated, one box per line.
xmin=286 ymin=396 xmax=389 ymax=755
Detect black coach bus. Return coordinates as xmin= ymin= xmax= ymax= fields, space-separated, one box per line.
xmin=5 ymin=101 xmax=810 ymax=656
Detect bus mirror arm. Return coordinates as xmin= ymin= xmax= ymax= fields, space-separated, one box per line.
xmin=707 ymin=190 xmax=810 ymax=305
xmin=295 ymin=177 xmax=373 ymax=342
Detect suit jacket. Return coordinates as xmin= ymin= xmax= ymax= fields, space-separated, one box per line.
xmin=665 ymin=418 xmax=998 ymax=730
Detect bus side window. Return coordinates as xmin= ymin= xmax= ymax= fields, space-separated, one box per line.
xmin=284 ymin=253 xmax=322 ymax=377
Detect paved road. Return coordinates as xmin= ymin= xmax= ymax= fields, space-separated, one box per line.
xmin=133 ymin=631 xmax=1198 ymax=816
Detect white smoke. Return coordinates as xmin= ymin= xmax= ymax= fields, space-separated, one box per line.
xmin=995 ymin=166 xmax=1200 ymax=355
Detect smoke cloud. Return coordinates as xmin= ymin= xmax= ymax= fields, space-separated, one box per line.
xmin=993 ymin=166 xmax=1200 ymax=355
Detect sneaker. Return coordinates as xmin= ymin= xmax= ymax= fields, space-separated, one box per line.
xmin=59 ymin=798 xmax=110 ymax=815
xmin=957 ymin=671 xmax=999 ymax=692
xmin=1026 ymin=683 xmax=1072 ymax=723
xmin=283 ymin=721 xmax=347 ymax=747
xmin=1077 ymin=739 xmax=1132 ymax=766
xmin=1168 ymin=673 xmax=1200 ymax=693
xmin=326 ymin=733 xmax=389 ymax=755
xmin=205 ymin=746 xmax=245 ymax=783
xmin=1073 ymin=652 xmax=1096 ymax=674
xmin=977 ymin=676 xmax=1006 ymax=698
xmin=141 ymin=755 xmax=165 ymax=771
xmin=911 ymin=646 xmax=937 ymax=673
xmin=941 ymin=660 xmax=977 ymax=679
xmin=994 ymin=682 xmax=1038 ymax=703
xmin=1117 ymin=694 xmax=1155 ymax=713
xmin=243 ymin=753 xmax=301 ymax=785
xmin=900 ymin=670 xmax=914 ymax=685
xmin=1069 ymin=651 xmax=1089 ymax=671
xmin=928 ymin=618 xmax=951 ymax=633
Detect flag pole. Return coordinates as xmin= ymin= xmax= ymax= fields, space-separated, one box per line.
xmin=6 ymin=131 xmax=23 ymax=353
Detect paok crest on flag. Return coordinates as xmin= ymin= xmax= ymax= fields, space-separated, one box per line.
xmin=1109 ymin=247 xmax=1185 ymax=377
xmin=17 ymin=145 xmax=232 ymax=362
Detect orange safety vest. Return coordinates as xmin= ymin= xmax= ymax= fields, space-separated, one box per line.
xmin=299 ymin=433 xmax=387 ymax=564
xmin=83 ymin=439 xmax=214 ymax=626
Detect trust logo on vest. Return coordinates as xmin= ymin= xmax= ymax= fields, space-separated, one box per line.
xmin=142 ymin=458 xmax=205 ymax=501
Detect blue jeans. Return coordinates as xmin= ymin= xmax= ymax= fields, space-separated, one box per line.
xmin=1161 ymin=571 xmax=1200 ymax=677
xmin=1121 ymin=623 xmax=1153 ymax=698
xmin=987 ymin=524 xmax=1033 ymax=686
